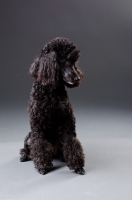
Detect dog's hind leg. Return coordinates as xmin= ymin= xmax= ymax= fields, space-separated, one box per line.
xmin=20 ymin=132 xmax=31 ymax=162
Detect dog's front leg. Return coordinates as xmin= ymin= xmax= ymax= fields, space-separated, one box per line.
xmin=30 ymin=137 xmax=54 ymax=175
xmin=63 ymin=135 xmax=85 ymax=175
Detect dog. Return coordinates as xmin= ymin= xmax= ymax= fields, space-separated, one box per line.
xmin=20 ymin=37 xmax=85 ymax=175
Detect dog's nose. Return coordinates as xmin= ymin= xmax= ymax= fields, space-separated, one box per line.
xmin=74 ymin=76 xmax=80 ymax=81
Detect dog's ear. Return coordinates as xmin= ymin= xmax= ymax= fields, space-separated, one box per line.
xmin=29 ymin=51 xmax=59 ymax=86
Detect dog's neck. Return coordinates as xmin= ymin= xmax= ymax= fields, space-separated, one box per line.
xmin=31 ymin=82 xmax=67 ymax=101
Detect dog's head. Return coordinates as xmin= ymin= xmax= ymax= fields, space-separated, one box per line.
xmin=29 ymin=37 xmax=83 ymax=88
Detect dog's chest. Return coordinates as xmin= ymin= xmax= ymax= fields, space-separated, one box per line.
xmin=31 ymin=85 xmax=72 ymax=125
xmin=38 ymin=88 xmax=69 ymax=113
xmin=41 ymin=95 xmax=69 ymax=118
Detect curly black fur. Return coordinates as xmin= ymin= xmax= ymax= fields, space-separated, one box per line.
xmin=20 ymin=37 xmax=85 ymax=175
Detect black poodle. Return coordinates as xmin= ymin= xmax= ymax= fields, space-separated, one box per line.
xmin=20 ymin=37 xmax=85 ymax=175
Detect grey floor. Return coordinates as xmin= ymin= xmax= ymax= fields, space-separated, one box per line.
xmin=0 ymin=106 xmax=132 ymax=200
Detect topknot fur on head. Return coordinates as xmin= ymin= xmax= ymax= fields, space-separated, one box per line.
xmin=43 ymin=37 xmax=80 ymax=63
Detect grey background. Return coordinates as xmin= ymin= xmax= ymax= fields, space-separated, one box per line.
xmin=1 ymin=0 xmax=132 ymax=109
xmin=0 ymin=1 xmax=132 ymax=200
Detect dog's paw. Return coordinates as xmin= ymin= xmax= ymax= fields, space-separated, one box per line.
xmin=20 ymin=152 xmax=31 ymax=162
xmin=75 ymin=168 xmax=85 ymax=175
xmin=20 ymin=153 xmax=29 ymax=162
xmin=38 ymin=163 xmax=53 ymax=175
xmin=38 ymin=168 xmax=48 ymax=175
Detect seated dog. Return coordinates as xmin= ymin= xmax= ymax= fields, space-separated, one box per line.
xmin=20 ymin=37 xmax=85 ymax=175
